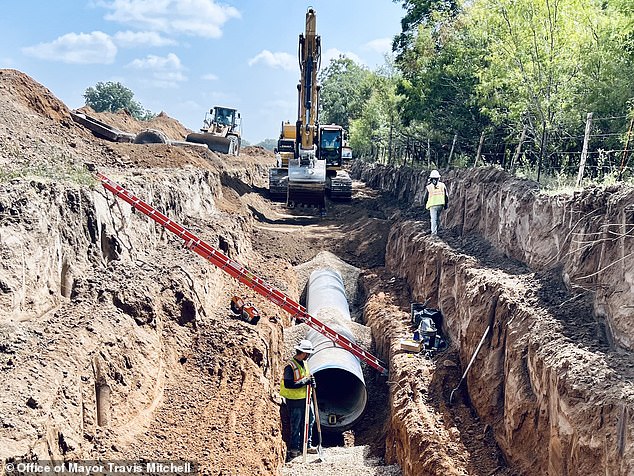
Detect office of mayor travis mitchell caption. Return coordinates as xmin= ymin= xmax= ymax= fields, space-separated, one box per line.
xmin=3 ymin=461 xmax=195 ymax=475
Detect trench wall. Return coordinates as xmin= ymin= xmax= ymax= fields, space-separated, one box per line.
xmin=353 ymin=162 xmax=634 ymax=475
xmin=0 ymin=167 xmax=284 ymax=471
xmin=352 ymin=162 xmax=634 ymax=352
xmin=387 ymin=221 xmax=633 ymax=475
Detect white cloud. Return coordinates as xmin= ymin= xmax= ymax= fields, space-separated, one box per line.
xmin=322 ymin=48 xmax=364 ymax=67
xmin=22 ymin=31 xmax=117 ymax=64
xmin=201 ymin=73 xmax=218 ymax=81
xmin=364 ymin=38 xmax=393 ymax=55
xmin=248 ymin=50 xmax=295 ymax=71
xmin=98 ymin=0 xmax=240 ymax=38
xmin=127 ymin=52 xmax=187 ymax=87
xmin=113 ymin=30 xmax=177 ymax=47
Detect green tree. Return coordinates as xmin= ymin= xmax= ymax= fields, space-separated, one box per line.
xmin=387 ymin=0 xmax=634 ymax=177
xmin=83 ymin=81 xmax=155 ymax=121
xmin=255 ymin=138 xmax=276 ymax=150
xmin=349 ymin=63 xmax=404 ymax=163
xmin=469 ymin=0 xmax=634 ymax=178
xmin=318 ymin=56 xmax=372 ymax=130
xmin=392 ymin=0 xmax=488 ymax=162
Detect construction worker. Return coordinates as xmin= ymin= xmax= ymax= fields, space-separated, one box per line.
xmin=274 ymin=148 xmax=282 ymax=167
xmin=423 ymin=169 xmax=448 ymax=235
xmin=279 ymin=339 xmax=317 ymax=459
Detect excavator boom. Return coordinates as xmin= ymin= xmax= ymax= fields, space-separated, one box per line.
xmin=297 ymin=8 xmax=319 ymax=152
xmin=285 ymin=8 xmax=327 ymax=210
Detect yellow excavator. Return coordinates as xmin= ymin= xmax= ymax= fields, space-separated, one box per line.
xmin=268 ymin=8 xmax=352 ymax=209
xmin=186 ymin=106 xmax=242 ymax=155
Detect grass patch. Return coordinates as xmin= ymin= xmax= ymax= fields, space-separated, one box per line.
xmin=0 ymin=141 xmax=96 ymax=187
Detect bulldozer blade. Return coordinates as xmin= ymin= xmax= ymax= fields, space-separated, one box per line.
xmin=186 ymin=132 xmax=237 ymax=155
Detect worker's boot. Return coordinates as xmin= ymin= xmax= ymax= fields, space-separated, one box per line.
xmin=307 ymin=446 xmax=318 ymax=454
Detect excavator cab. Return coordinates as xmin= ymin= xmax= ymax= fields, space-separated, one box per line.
xmin=318 ymin=126 xmax=343 ymax=168
xmin=320 ymin=125 xmax=352 ymax=200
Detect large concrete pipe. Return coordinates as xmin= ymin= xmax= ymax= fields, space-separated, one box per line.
xmin=306 ymin=269 xmax=367 ymax=431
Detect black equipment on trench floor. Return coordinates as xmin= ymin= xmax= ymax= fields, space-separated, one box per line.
xmin=411 ymin=301 xmax=447 ymax=356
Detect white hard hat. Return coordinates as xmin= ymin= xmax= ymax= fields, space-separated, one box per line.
xmin=294 ymin=339 xmax=314 ymax=354
xmin=430 ymin=170 xmax=441 ymax=179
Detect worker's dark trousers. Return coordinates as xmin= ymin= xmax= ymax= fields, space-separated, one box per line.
xmin=287 ymin=398 xmax=314 ymax=450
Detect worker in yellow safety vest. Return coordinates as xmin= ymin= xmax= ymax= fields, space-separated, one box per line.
xmin=280 ymin=339 xmax=317 ymax=460
xmin=423 ymin=169 xmax=448 ymax=235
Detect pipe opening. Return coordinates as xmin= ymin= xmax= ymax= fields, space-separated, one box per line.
xmin=314 ymin=368 xmax=367 ymax=431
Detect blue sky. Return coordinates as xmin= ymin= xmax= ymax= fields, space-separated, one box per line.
xmin=0 ymin=1 xmax=405 ymax=144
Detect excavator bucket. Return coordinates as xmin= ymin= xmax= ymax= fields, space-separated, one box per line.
xmin=186 ymin=132 xmax=240 ymax=155
xmin=287 ymin=182 xmax=326 ymax=209
xmin=286 ymin=158 xmax=326 ymax=209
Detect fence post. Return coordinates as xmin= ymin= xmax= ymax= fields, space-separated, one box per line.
xmin=474 ymin=131 xmax=485 ymax=167
xmin=576 ymin=112 xmax=593 ymax=187
xmin=448 ymin=133 xmax=458 ymax=165
xmin=618 ymin=116 xmax=634 ymax=181
xmin=511 ymin=126 xmax=527 ymax=173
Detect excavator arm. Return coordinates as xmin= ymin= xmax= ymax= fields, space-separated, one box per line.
xmin=297 ymin=8 xmax=320 ymax=154
xmin=286 ymin=7 xmax=326 ymax=210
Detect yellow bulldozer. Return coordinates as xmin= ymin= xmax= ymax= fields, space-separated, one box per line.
xmin=186 ymin=106 xmax=242 ymax=155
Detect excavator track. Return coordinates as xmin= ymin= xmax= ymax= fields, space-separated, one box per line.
xmin=326 ymin=171 xmax=352 ymax=200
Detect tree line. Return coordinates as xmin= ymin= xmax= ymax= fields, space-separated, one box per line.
xmin=318 ymin=0 xmax=634 ymax=184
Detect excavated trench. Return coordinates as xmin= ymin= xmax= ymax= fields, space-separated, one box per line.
xmin=1 ymin=155 xmax=633 ymax=476
xmin=1 ymin=69 xmax=633 ymax=476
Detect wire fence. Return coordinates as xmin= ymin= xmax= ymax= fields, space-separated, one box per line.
xmin=362 ymin=113 xmax=634 ymax=184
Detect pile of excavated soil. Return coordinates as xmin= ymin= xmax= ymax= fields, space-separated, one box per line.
xmin=0 ymin=68 xmax=272 ymax=174
xmin=75 ymin=106 xmax=192 ymax=141
xmin=0 ymin=69 xmax=71 ymax=124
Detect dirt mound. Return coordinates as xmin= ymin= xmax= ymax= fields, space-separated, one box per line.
xmin=75 ymin=107 xmax=191 ymax=141
xmin=148 ymin=111 xmax=191 ymax=140
xmin=0 ymin=69 xmax=70 ymax=123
